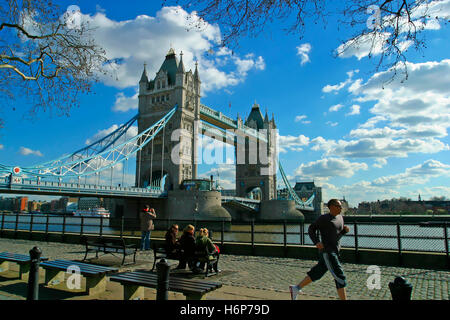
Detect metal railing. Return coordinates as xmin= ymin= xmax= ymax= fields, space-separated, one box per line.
xmin=0 ymin=213 xmax=448 ymax=265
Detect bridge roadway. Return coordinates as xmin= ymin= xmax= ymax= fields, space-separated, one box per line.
xmin=0 ymin=176 xmax=268 ymax=210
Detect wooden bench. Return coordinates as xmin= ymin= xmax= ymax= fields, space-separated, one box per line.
xmin=40 ymin=259 xmax=118 ymax=295
xmin=152 ymin=244 xmax=219 ymax=277
xmin=0 ymin=252 xmax=48 ymax=280
xmin=109 ymin=271 xmax=222 ymax=300
xmin=81 ymin=236 xmax=137 ymax=265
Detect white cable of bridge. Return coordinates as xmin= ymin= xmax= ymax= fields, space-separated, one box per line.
xmin=1 ymin=105 xmax=177 ymax=180
xmin=278 ymin=160 xmax=315 ymax=209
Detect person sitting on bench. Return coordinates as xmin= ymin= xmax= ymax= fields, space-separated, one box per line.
xmin=164 ymin=224 xmax=181 ymax=259
xmin=193 ymin=228 xmax=220 ymax=273
xmin=176 ymin=224 xmax=196 ymax=270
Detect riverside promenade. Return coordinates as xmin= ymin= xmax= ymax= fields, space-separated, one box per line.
xmin=0 ymin=238 xmax=448 ymax=300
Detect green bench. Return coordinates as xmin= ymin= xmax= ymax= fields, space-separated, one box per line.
xmin=0 ymin=252 xmax=48 ymax=280
xmin=40 ymin=259 xmax=118 ymax=295
xmin=81 ymin=236 xmax=137 ymax=266
xmin=109 ymin=271 xmax=222 ymax=300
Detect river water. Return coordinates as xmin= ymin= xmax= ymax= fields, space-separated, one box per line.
xmin=1 ymin=214 xmax=448 ymax=253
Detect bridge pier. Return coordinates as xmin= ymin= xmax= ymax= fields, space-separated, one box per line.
xmin=259 ymin=200 xmax=304 ymax=222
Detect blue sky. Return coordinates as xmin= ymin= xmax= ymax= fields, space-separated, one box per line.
xmin=0 ymin=1 xmax=449 ymax=207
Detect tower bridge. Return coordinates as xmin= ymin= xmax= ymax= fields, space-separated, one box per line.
xmin=0 ymin=48 xmax=321 ymax=223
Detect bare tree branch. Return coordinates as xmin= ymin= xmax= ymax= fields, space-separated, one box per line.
xmin=0 ymin=0 xmax=110 ymax=127
xmin=165 ymin=0 xmax=448 ymax=80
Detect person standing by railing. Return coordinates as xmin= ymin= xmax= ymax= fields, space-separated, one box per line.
xmin=289 ymin=199 xmax=350 ymax=300
xmin=140 ymin=205 xmax=156 ymax=251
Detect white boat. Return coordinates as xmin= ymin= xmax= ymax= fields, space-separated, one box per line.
xmin=74 ymin=207 xmax=110 ymax=218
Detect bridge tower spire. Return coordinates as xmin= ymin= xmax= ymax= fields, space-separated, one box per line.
xmin=235 ymin=103 xmax=277 ymax=201
xmin=136 ymin=47 xmax=201 ymax=190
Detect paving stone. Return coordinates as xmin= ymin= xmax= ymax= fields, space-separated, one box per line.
xmin=0 ymin=238 xmax=448 ymax=300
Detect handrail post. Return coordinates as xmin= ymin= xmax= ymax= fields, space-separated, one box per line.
xmin=29 ymin=214 xmax=34 ymax=240
xmin=283 ymin=220 xmax=287 ymax=257
xmin=397 ymin=222 xmax=402 ymax=266
xmin=251 ymin=219 xmax=255 ymax=255
xmin=100 ymin=216 xmax=103 ymax=237
xmin=120 ymin=216 xmax=124 ymax=238
xmin=354 ymin=222 xmax=359 ymax=263
xmin=14 ymin=213 xmax=19 ymax=239
xmin=45 ymin=215 xmax=49 ymax=241
xmin=80 ymin=216 xmax=84 ymax=236
xmin=444 ymin=223 xmax=449 ymax=269
xmin=0 ymin=212 xmax=5 ymax=237
xmin=62 ymin=215 xmax=66 ymax=242
xmin=221 ymin=219 xmax=224 ymax=247
xmin=302 ymin=223 xmax=306 ymax=245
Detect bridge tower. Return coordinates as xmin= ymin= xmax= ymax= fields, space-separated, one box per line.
xmin=136 ymin=48 xmax=200 ymax=190
xmin=235 ymin=103 xmax=277 ymax=201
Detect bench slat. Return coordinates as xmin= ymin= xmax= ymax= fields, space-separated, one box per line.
xmin=110 ymin=277 xmax=212 ymax=295
xmin=41 ymin=260 xmax=116 ymax=272
xmin=110 ymin=273 xmax=220 ymax=290
xmin=0 ymin=252 xmax=48 ymax=263
xmin=109 ymin=272 xmax=221 ymax=294
xmin=113 ymin=272 xmax=221 ymax=288
xmin=40 ymin=260 xmax=117 ymax=275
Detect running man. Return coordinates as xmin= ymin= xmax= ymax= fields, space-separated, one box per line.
xmin=290 ymin=199 xmax=350 ymax=300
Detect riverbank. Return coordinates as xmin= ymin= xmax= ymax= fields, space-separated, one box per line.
xmin=0 ymin=237 xmax=449 ymax=300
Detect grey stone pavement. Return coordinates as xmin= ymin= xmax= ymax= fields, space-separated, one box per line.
xmin=0 ymin=238 xmax=448 ymax=300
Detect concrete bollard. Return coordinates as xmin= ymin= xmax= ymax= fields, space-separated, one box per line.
xmin=156 ymin=258 xmax=170 ymax=300
xmin=27 ymin=246 xmax=42 ymax=300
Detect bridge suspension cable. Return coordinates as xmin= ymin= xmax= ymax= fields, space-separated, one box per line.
xmin=0 ymin=105 xmax=178 ymax=181
xmin=278 ymin=160 xmax=315 ymax=210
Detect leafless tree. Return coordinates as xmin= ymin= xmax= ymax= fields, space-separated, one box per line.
xmin=0 ymin=0 xmax=109 ymax=127
xmin=164 ymin=0 xmax=448 ymax=79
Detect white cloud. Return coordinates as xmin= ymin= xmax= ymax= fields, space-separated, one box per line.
xmin=75 ymin=6 xmax=264 ymax=94
xmin=0 ymin=145 xmax=3 ymax=150
xmin=371 ymin=159 xmax=450 ymax=187
xmin=373 ymin=158 xmax=387 ymax=168
xmin=19 ymin=147 xmax=43 ymax=157
xmin=336 ymin=32 xmax=390 ymax=60
xmin=322 ymin=70 xmax=359 ymax=93
xmin=278 ymin=134 xmax=310 ymax=153
xmin=352 ymin=59 xmax=450 ymax=136
xmin=329 ymin=104 xmax=344 ymax=112
xmin=294 ymin=158 xmax=368 ymax=180
xmin=296 ymin=43 xmax=312 ymax=66
xmin=312 ymin=136 xmax=448 ymax=159
xmin=313 ymin=59 xmax=450 ymax=161
xmin=326 ymin=121 xmax=338 ymax=127
xmin=295 ymin=115 xmax=311 ymax=124
xmin=336 ymin=1 xmax=450 ymax=60
xmin=112 ymin=91 xmax=139 ymax=112
xmin=85 ymin=124 xmax=138 ymax=146
xmin=346 ymin=104 xmax=360 ymax=116
xmin=198 ymin=164 xmax=235 ymax=189
xmin=315 ymin=159 xmax=450 ymax=206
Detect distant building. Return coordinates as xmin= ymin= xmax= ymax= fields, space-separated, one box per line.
xmin=40 ymin=202 xmax=51 ymax=213
xmin=355 ymin=198 xmax=450 ymax=215
xmin=0 ymin=197 xmax=15 ymax=211
xmin=293 ymin=182 xmax=323 ymax=216
xmin=15 ymin=197 xmax=28 ymax=212
xmin=28 ymin=201 xmax=41 ymax=212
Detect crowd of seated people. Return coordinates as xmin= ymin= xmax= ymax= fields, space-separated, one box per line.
xmin=164 ymin=224 xmax=220 ymax=273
